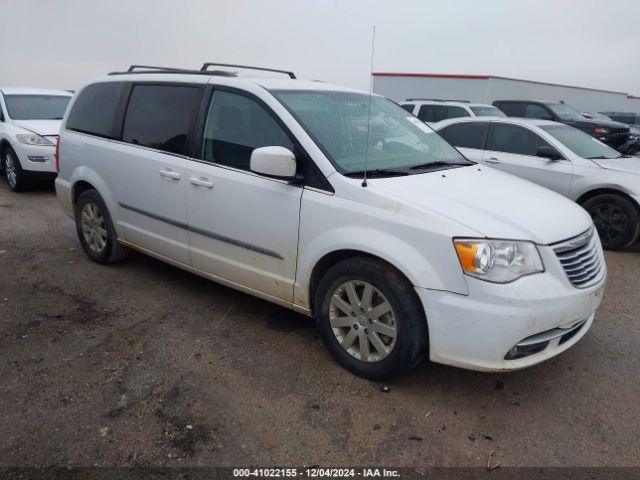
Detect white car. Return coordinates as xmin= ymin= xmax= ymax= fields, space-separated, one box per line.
xmin=400 ymin=99 xmax=506 ymax=127
xmin=436 ymin=117 xmax=640 ymax=250
xmin=0 ymin=87 xmax=72 ymax=191
xmin=55 ymin=64 xmax=605 ymax=378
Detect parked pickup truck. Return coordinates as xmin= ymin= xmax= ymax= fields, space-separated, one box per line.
xmin=493 ymin=100 xmax=635 ymax=154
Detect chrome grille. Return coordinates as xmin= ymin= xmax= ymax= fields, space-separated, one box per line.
xmin=553 ymin=228 xmax=605 ymax=288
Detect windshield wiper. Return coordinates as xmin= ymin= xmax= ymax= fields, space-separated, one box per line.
xmin=344 ymin=168 xmax=410 ymax=178
xmin=587 ymin=155 xmax=609 ymax=159
xmin=409 ymin=160 xmax=472 ymax=171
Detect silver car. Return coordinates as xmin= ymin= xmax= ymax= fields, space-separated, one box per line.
xmin=437 ymin=117 xmax=640 ymax=250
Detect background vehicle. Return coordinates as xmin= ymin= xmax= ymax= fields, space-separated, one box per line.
xmin=492 ymin=100 xmax=636 ymax=154
xmin=437 ymin=117 xmax=640 ymax=249
xmin=400 ymin=99 xmax=505 ymax=126
xmin=56 ymin=64 xmax=603 ymax=379
xmin=0 ymin=87 xmax=72 ymax=191
xmin=598 ymin=111 xmax=640 ymax=154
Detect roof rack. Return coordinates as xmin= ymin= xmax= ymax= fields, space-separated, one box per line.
xmin=201 ymin=62 xmax=296 ymax=79
xmin=406 ymin=98 xmax=470 ymax=103
xmin=108 ymin=63 xmax=293 ymax=78
xmin=108 ymin=65 xmax=210 ymax=76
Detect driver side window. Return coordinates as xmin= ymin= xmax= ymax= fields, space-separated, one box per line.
xmin=202 ymin=90 xmax=293 ymax=171
xmin=488 ymin=123 xmax=553 ymax=156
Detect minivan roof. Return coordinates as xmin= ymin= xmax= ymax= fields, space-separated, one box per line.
xmin=84 ymin=72 xmax=368 ymax=94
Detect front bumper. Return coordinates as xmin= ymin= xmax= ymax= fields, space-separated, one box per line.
xmin=417 ymin=244 xmax=606 ymax=371
xmin=13 ymin=141 xmax=57 ymax=173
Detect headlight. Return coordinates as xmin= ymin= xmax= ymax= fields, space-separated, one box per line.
xmin=16 ymin=134 xmax=53 ymax=146
xmin=454 ymin=239 xmax=544 ymax=283
xmin=594 ymin=127 xmax=608 ymax=135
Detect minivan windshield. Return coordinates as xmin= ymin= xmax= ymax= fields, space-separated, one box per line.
xmin=546 ymin=103 xmax=585 ymax=122
xmin=470 ymin=106 xmax=506 ymax=117
xmin=540 ymin=124 xmax=620 ymax=159
xmin=273 ymin=90 xmax=471 ymax=175
xmin=4 ymin=94 xmax=71 ymax=120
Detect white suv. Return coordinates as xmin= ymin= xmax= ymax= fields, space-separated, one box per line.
xmin=400 ymin=99 xmax=506 ymax=126
xmin=437 ymin=117 xmax=640 ymax=250
xmin=0 ymin=87 xmax=72 ymax=191
xmin=55 ymin=64 xmax=606 ymax=378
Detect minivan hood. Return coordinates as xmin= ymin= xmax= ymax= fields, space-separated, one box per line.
xmin=592 ymin=156 xmax=640 ymax=174
xmin=371 ymin=166 xmax=592 ymax=244
xmin=11 ymin=119 xmax=62 ymax=136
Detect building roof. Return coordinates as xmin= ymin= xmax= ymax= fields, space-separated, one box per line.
xmin=372 ymin=72 xmax=638 ymax=98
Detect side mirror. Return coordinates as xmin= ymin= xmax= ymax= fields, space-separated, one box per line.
xmin=250 ymin=146 xmax=297 ymax=179
xmin=536 ymin=146 xmax=563 ymax=161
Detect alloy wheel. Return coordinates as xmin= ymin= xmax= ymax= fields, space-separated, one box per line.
xmin=5 ymin=153 xmax=17 ymax=189
xmin=590 ymin=203 xmax=628 ymax=244
xmin=328 ymin=280 xmax=398 ymax=363
xmin=80 ymin=202 xmax=107 ymax=253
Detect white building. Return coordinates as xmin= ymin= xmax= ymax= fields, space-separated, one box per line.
xmin=373 ymin=72 xmax=640 ymax=114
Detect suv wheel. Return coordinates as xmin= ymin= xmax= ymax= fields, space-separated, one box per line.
xmin=314 ymin=257 xmax=428 ymax=379
xmin=583 ymin=194 xmax=640 ymax=250
xmin=75 ymin=189 xmax=129 ymax=263
xmin=3 ymin=148 xmax=27 ymax=192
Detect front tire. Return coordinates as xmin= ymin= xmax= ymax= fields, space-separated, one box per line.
xmin=3 ymin=148 xmax=27 ymax=192
xmin=314 ymin=257 xmax=428 ymax=380
xmin=75 ymin=189 xmax=129 ymax=264
xmin=583 ymin=194 xmax=640 ymax=250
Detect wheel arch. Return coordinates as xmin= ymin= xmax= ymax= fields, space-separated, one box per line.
xmin=576 ymin=188 xmax=640 ymax=215
xmin=307 ymin=249 xmax=424 ymax=318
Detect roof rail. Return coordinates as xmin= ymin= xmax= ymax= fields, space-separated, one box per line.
xmin=109 ymin=64 xmax=237 ymax=77
xmin=201 ymin=62 xmax=296 ymax=79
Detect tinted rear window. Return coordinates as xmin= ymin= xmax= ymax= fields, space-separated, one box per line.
xmin=418 ymin=105 xmax=447 ymax=122
xmin=122 ymin=84 xmax=202 ymax=155
xmin=440 ymin=122 xmax=489 ymax=149
xmin=66 ymin=83 xmax=126 ymax=138
xmin=494 ymin=102 xmax=523 ymax=117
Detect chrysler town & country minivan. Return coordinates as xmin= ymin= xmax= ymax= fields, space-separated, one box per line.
xmin=55 ymin=64 xmax=606 ymax=378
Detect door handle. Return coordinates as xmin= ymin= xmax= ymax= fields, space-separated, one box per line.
xmin=159 ymin=169 xmax=181 ymax=180
xmin=484 ymin=157 xmax=501 ymax=164
xmin=190 ymin=176 xmax=214 ymax=188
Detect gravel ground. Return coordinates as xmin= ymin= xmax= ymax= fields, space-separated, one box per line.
xmin=0 ymin=180 xmax=639 ymax=469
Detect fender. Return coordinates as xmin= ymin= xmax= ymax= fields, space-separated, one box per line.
xmin=69 ymin=166 xmax=123 ymax=236
xmin=294 ymin=225 xmax=469 ymax=310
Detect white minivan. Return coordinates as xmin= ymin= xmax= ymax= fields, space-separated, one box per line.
xmin=55 ymin=64 xmax=606 ymax=379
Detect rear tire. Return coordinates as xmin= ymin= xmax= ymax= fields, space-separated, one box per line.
xmin=314 ymin=257 xmax=428 ymax=380
xmin=75 ymin=189 xmax=129 ymax=264
xmin=3 ymin=148 xmax=28 ymax=192
xmin=582 ymin=194 xmax=640 ymax=250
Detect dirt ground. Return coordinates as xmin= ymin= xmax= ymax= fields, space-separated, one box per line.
xmin=1 ymin=180 xmax=639 ymax=469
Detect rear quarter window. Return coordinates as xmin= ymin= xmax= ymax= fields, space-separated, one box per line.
xmin=66 ymin=82 xmax=126 ymax=138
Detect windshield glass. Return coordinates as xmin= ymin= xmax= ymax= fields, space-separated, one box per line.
xmin=540 ymin=124 xmax=620 ymax=159
xmin=470 ymin=106 xmax=506 ymax=117
xmin=4 ymin=95 xmax=71 ymax=120
xmin=273 ymin=90 xmax=469 ymax=175
xmin=546 ymin=103 xmax=585 ymax=122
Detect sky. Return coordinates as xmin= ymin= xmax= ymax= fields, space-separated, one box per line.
xmin=2 ymin=0 xmax=639 ymax=95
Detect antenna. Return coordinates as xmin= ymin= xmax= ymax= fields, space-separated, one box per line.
xmin=362 ymin=25 xmax=376 ymax=188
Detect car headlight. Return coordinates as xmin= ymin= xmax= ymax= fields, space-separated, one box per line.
xmin=594 ymin=127 xmax=608 ymax=135
xmin=16 ymin=133 xmax=53 ymax=146
xmin=454 ymin=239 xmax=544 ymax=283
